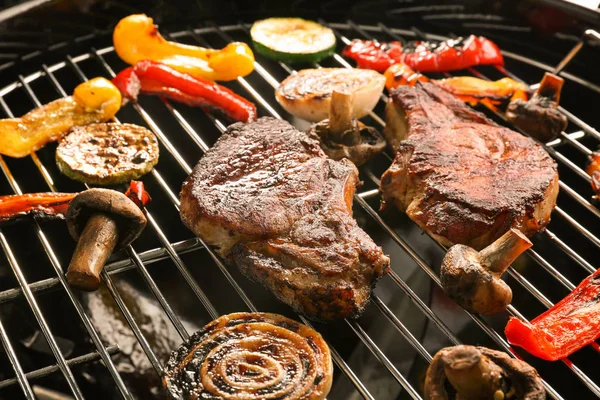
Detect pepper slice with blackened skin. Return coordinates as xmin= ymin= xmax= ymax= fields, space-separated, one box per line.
xmin=56 ymin=123 xmax=159 ymax=185
xmin=0 ymin=77 xmax=121 ymax=158
xmin=163 ymin=312 xmax=333 ymax=400
xmin=112 ymin=60 xmax=257 ymax=123
xmin=505 ymin=266 xmax=600 ymax=361
xmin=343 ymin=36 xmax=504 ymax=73
xmin=0 ymin=192 xmax=76 ymax=223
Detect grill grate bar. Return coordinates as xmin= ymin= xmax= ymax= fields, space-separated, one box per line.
xmin=347 ymin=319 xmax=422 ymax=400
xmin=0 ymin=345 xmax=120 ymax=390
xmin=0 ymin=231 xmax=84 ymax=399
xmin=0 ymin=238 xmax=201 ymax=306
xmin=0 ymin=318 xmax=35 ymax=399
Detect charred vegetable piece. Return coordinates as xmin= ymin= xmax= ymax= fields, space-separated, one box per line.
xmin=308 ymin=90 xmax=385 ymax=166
xmin=586 ymin=151 xmax=600 ymax=199
xmin=343 ymin=36 xmax=504 ymax=73
xmin=441 ymin=229 xmax=532 ymax=315
xmin=56 ymin=123 xmax=159 ymax=185
xmin=276 ymin=68 xmax=385 ymax=122
xmin=424 ymin=345 xmax=545 ymax=400
xmin=163 ymin=312 xmax=333 ymax=400
xmin=0 ymin=77 xmax=121 ymax=158
xmin=506 ymin=73 xmax=568 ymax=141
xmin=113 ymin=14 xmax=254 ymax=81
xmin=251 ymin=18 xmax=336 ymax=64
xmin=125 ymin=181 xmax=152 ymax=208
xmin=66 ymin=188 xmax=147 ymax=291
xmin=506 ymin=266 xmax=600 ymax=361
xmin=0 ymin=192 xmax=75 ymax=223
xmin=112 ymin=60 xmax=257 ymax=123
xmin=384 ymin=63 xmax=529 ymax=106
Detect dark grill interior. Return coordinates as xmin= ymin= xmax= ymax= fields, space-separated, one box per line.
xmin=0 ymin=1 xmax=599 ymax=399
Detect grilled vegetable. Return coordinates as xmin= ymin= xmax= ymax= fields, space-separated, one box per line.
xmin=425 ymin=345 xmax=545 ymax=400
xmin=343 ymin=36 xmax=504 ymax=73
xmin=0 ymin=77 xmax=121 ymax=158
xmin=308 ymin=90 xmax=385 ymax=166
xmin=56 ymin=123 xmax=159 ymax=185
xmin=66 ymin=188 xmax=147 ymax=291
xmin=276 ymin=68 xmax=385 ymax=122
xmin=384 ymin=63 xmax=530 ymax=106
xmin=112 ymin=60 xmax=257 ymax=123
xmin=441 ymin=229 xmax=532 ymax=315
xmin=163 ymin=312 xmax=333 ymax=400
xmin=506 ymin=72 xmax=568 ymax=141
xmin=505 ymin=266 xmax=600 ymax=361
xmin=125 ymin=180 xmax=152 ymax=208
xmin=251 ymin=18 xmax=336 ymax=63
xmin=0 ymin=192 xmax=75 ymax=223
xmin=113 ymin=14 xmax=254 ymax=81
xmin=587 ymin=151 xmax=600 ymax=199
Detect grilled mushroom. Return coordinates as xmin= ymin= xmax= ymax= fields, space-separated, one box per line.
xmin=308 ymin=90 xmax=385 ymax=166
xmin=424 ymin=345 xmax=546 ymax=400
xmin=506 ymin=72 xmax=567 ymax=142
xmin=66 ymin=188 xmax=146 ymax=291
xmin=440 ymin=228 xmax=532 ymax=315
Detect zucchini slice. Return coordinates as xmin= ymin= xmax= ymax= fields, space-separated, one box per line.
xmin=56 ymin=123 xmax=159 ymax=185
xmin=251 ymin=18 xmax=336 ymax=64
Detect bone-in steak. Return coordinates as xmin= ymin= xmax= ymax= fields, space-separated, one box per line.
xmin=180 ymin=117 xmax=389 ymax=321
xmin=381 ymin=83 xmax=558 ymax=250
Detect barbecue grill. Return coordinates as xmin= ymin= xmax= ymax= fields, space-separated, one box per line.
xmin=0 ymin=0 xmax=599 ymax=399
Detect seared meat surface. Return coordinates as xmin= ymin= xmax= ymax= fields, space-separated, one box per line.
xmin=180 ymin=117 xmax=389 ymax=321
xmin=381 ymin=83 xmax=558 ymax=250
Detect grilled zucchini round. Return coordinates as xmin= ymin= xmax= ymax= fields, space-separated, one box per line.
xmin=56 ymin=123 xmax=159 ymax=185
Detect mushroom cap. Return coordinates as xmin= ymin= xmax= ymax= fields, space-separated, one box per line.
xmin=308 ymin=120 xmax=386 ymax=166
xmin=441 ymin=245 xmax=512 ymax=315
xmin=67 ymin=188 xmax=146 ymax=248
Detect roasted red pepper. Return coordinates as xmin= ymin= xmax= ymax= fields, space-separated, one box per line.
xmin=112 ymin=60 xmax=257 ymax=123
xmin=343 ymin=36 xmax=504 ymax=73
xmin=0 ymin=192 xmax=76 ymax=222
xmin=505 ymin=267 xmax=600 ymax=360
xmin=125 ymin=180 xmax=152 ymax=208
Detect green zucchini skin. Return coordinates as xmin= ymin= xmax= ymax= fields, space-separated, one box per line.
xmin=250 ymin=18 xmax=336 ymax=64
xmin=252 ymin=40 xmax=335 ymax=64
xmin=56 ymin=123 xmax=159 ymax=185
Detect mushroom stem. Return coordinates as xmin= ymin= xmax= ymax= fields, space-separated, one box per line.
xmin=536 ymin=72 xmax=564 ymax=103
xmin=329 ymin=90 xmax=358 ymax=143
xmin=66 ymin=213 xmax=119 ymax=291
xmin=479 ymin=228 xmax=532 ymax=275
xmin=442 ymin=346 xmax=505 ymax=399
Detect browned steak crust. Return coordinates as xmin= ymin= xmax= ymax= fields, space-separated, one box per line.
xmin=180 ymin=117 xmax=389 ymax=321
xmin=381 ymin=83 xmax=558 ymax=250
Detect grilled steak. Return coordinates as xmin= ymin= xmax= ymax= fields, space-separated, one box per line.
xmin=180 ymin=117 xmax=389 ymax=321
xmin=381 ymin=83 xmax=558 ymax=250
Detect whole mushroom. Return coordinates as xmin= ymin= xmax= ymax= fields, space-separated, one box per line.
xmin=66 ymin=188 xmax=146 ymax=291
xmin=424 ymin=345 xmax=546 ymax=400
xmin=440 ymin=228 xmax=532 ymax=315
xmin=308 ymin=90 xmax=386 ymax=166
xmin=506 ymin=72 xmax=567 ymax=142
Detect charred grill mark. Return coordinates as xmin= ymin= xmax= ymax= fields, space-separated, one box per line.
xmin=163 ymin=313 xmax=332 ymax=400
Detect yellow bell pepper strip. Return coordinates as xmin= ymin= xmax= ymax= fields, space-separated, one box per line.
xmin=113 ymin=14 xmax=255 ymax=82
xmin=0 ymin=77 xmax=121 ymax=158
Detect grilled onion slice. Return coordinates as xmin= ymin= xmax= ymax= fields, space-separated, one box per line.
xmin=162 ymin=312 xmax=333 ymax=400
xmin=276 ymin=68 xmax=385 ymax=122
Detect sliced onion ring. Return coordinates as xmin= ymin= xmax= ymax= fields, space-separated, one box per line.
xmin=162 ymin=312 xmax=333 ymax=400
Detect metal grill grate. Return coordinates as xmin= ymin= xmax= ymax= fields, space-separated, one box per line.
xmin=0 ymin=19 xmax=598 ymax=400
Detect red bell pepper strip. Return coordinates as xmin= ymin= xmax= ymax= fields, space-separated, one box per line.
xmin=342 ymin=35 xmax=504 ymax=73
xmin=505 ymin=267 xmax=600 ymax=361
xmin=112 ymin=60 xmax=257 ymax=123
xmin=125 ymin=180 xmax=152 ymax=208
xmin=0 ymin=192 xmax=76 ymax=222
